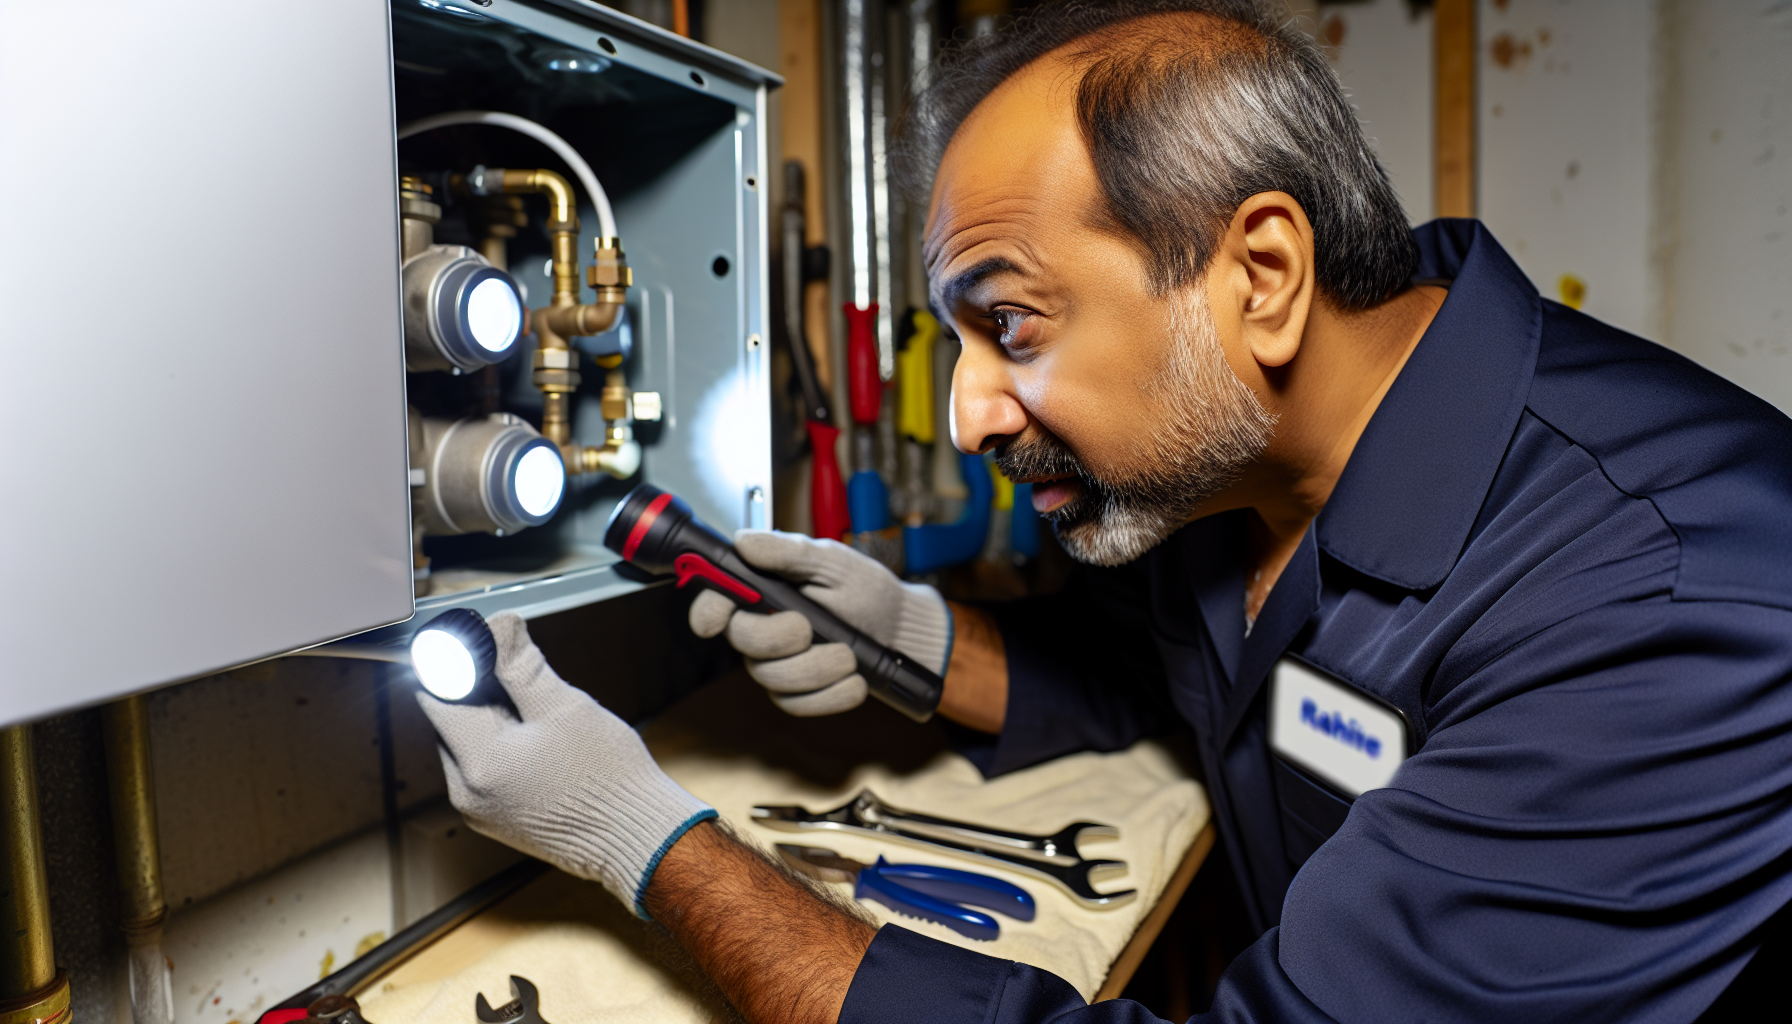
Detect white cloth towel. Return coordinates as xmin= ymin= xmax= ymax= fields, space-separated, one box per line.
xmin=361 ymin=673 xmax=1209 ymax=1021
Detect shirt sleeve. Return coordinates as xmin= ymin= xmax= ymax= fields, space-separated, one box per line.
xmin=955 ymin=559 xmax=1178 ymax=778
xmin=838 ymin=923 xmax=1336 ymax=1024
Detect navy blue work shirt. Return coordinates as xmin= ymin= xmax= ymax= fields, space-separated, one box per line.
xmin=838 ymin=221 xmax=1792 ymax=1023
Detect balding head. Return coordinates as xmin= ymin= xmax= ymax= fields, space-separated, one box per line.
xmin=898 ymin=0 xmax=1416 ymax=309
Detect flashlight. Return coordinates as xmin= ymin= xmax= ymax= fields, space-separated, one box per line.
xmin=603 ymin=485 xmax=945 ymax=722
xmin=409 ymin=608 xmax=501 ymax=704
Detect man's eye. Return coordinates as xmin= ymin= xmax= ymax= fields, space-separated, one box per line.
xmin=992 ymin=308 xmax=1035 ymax=348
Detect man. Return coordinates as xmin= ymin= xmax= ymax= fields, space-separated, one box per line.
xmin=421 ymin=1 xmax=1792 ymax=1020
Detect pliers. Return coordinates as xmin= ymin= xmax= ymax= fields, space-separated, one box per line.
xmin=778 ymin=844 xmax=1035 ymax=941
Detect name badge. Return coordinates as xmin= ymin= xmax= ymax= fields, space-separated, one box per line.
xmin=1269 ymin=657 xmax=1409 ymax=798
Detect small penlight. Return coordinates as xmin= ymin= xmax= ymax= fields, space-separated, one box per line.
xmin=410 ymin=608 xmax=498 ymax=703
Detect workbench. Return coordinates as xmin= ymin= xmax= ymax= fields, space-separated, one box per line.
xmin=359 ymin=673 xmax=1213 ymax=1021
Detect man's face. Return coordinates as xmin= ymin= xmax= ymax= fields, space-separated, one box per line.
xmin=926 ymin=60 xmax=1275 ymax=565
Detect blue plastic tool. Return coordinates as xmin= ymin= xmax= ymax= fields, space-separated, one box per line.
xmin=902 ymin=451 xmax=994 ymax=575
xmin=778 ymin=845 xmax=1035 ymax=941
xmin=847 ymin=468 xmax=892 ymax=532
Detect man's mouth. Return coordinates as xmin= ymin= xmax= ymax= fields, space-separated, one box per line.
xmin=1029 ymin=477 xmax=1082 ymax=514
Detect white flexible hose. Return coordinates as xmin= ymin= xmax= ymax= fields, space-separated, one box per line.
xmin=397 ymin=109 xmax=617 ymax=239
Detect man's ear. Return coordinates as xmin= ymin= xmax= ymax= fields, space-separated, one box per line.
xmin=1216 ymin=192 xmax=1315 ymax=369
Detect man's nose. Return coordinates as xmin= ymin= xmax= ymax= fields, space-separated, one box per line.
xmin=951 ymin=342 xmax=1028 ymax=454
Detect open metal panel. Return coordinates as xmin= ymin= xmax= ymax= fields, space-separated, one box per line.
xmin=379 ymin=0 xmax=775 ymax=633
xmin=0 ymin=0 xmax=413 ymax=726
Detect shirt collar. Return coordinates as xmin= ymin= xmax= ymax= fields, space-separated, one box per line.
xmin=1315 ymin=220 xmax=1543 ymax=592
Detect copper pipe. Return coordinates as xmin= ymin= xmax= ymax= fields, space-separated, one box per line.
xmin=1 ymin=724 xmax=69 ymax=1024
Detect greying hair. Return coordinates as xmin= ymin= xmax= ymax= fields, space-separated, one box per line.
xmin=894 ymin=0 xmax=1420 ymax=309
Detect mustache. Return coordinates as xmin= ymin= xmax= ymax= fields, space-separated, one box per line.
xmin=993 ymin=429 xmax=1086 ymax=485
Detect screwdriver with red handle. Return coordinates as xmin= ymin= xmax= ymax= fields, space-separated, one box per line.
xmin=782 ymin=160 xmax=850 ymax=542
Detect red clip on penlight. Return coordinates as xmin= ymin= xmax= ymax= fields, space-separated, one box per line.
xmin=604 ymin=484 xmax=944 ymax=722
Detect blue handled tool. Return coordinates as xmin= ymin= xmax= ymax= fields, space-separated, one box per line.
xmin=776 ymin=844 xmax=1034 ymax=941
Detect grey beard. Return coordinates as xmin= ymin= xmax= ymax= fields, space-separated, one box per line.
xmin=996 ymin=293 xmax=1277 ymax=566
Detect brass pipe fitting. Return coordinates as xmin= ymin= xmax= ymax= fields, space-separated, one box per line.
xmin=457 ymin=166 xmax=637 ymax=478
xmin=0 ymin=975 xmax=68 ymax=1024
xmin=1 ymin=724 xmax=68 ymax=1024
xmin=500 ymin=168 xmax=576 ymax=232
xmin=471 ymin=167 xmax=629 ymax=329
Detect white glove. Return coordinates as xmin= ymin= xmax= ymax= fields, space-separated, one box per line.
xmin=418 ymin=612 xmax=715 ymax=916
xmin=688 ymin=530 xmax=953 ymax=717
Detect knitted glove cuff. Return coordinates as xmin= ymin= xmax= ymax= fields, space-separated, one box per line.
xmin=543 ymin=765 xmax=716 ymax=918
xmin=892 ymin=583 xmax=954 ymax=677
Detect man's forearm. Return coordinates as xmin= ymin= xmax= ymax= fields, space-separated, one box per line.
xmin=646 ymin=820 xmax=877 ymax=1023
xmin=938 ymin=601 xmax=1008 ymax=733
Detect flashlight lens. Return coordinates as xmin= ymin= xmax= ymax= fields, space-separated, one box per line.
xmin=411 ymin=628 xmax=478 ymax=700
xmin=513 ymin=444 xmax=566 ymax=518
xmin=466 ymin=277 xmax=522 ymax=353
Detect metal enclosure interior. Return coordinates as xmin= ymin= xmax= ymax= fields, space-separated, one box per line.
xmin=0 ymin=0 xmax=775 ymax=725
xmin=387 ymin=0 xmax=775 ymax=636
xmin=0 ymin=0 xmax=413 ymax=726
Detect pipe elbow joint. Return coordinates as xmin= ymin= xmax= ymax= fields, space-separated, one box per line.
xmin=541 ymin=301 xmax=623 ymax=339
xmin=502 ymin=168 xmax=578 ymax=227
xmin=576 ymin=438 xmax=641 ymax=480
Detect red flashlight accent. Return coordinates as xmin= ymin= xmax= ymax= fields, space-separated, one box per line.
xmin=622 ymin=491 xmax=675 ymax=561
xmin=672 ymin=553 xmax=763 ymax=604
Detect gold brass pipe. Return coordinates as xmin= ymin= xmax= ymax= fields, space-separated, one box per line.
xmin=450 ymin=166 xmax=636 ymax=476
xmin=474 ymin=168 xmax=635 ymax=476
xmin=103 ymin=696 xmax=166 ymax=940
xmin=0 ymin=724 xmax=70 ymax=1024
xmin=103 ymin=696 xmax=172 ymax=1024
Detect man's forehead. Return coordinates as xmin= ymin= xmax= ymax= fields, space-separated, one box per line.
xmin=922 ymin=10 xmax=1251 ymax=277
xmin=922 ymin=58 xmax=1095 ymax=275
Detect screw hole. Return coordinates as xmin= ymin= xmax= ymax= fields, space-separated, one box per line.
xmin=745 ymin=176 xmax=757 ymax=190
xmin=690 ymin=70 xmax=707 ymax=87
xmin=711 ymin=255 xmax=731 ymax=278
xmin=597 ymin=36 xmax=616 ymax=54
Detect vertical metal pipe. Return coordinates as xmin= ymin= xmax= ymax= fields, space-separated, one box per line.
xmin=842 ymin=0 xmax=874 ymax=314
xmin=1 ymin=723 xmax=69 ymax=1023
xmin=869 ymin=4 xmax=895 ymax=380
xmin=374 ymin=670 xmax=407 ymax=932
xmin=103 ymin=696 xmax=172 ymax=1024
